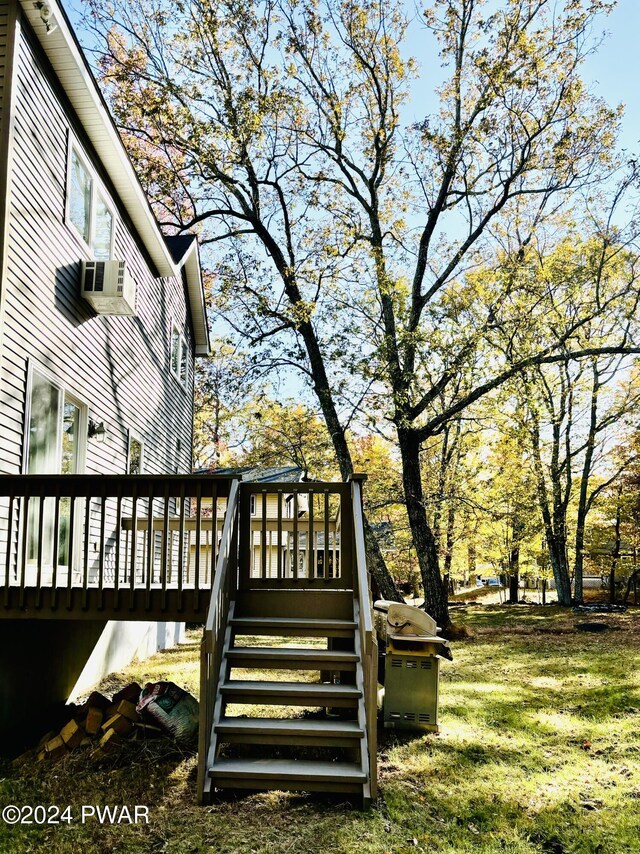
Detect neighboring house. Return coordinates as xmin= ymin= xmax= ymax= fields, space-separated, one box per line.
xmin=192 ymin=466 xmax=341 ymax=579
xmin=0 ymin=0 xmax=209 ymax=743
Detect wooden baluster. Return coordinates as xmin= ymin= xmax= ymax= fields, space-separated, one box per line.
xmin=277 ymin=490 xmax=283 ymax=579
xmin=129 ymin=491 xmax=138 ymax=610
xmin=98 ymin=493 xmax=106 ymax=610
xmin=178 ymin=483 xmax=185 ymax=611
xmin=146 ymin=490 xmax=154 ymax=610
xmin=293 ymin=491 xmax=298 ymax=580
xmin=82 ymin=496 xmax=91 ymax=609
xmin=308 ymin=489 xmax=314 ymax=579
xmin=194 ymin=483 xmax=202 ymax=611
xmin=210 ymin=490 xmax=218 ymax=589
xmin=161 ymin=483 xmax=170 ymax=610
xmin=19 ymin=495 xmax=29 ymax=608
xmin=260 ymin=491 xmax=267 ymax=579
xmin=66 ymin=496 xmax=75 ymax=610
xmin=333 ymin=495 xmax=342 ymax=578
xmin=324 ymin=490 xmax=330 ymax=580
xmin=4 ymin=495 xmax=14 ymax=607
xmin=115 ymin=491 xmax=122 ymax=610
xmin=35 ymin=492 xmax=45 ymax=608
xmin=51 ymin=495 xmax=60 ymax=608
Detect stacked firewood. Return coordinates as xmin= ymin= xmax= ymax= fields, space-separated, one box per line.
xmin=13 ymin=683 xmax=163 ymax=766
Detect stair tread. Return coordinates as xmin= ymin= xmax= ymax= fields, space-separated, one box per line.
xmin=228 ymin=647 xmax=358 ymax=661
xmin=209 ymin=757 xmax=367 ymax=782
xmin=231 ymin=617 xmax=357 ymax=629
xmin=215 ymin=717 xmax=364 ymax=736
xmin=221 ymin=680 xmax=361 ymax=696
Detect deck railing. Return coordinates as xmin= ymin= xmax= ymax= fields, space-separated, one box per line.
xmin=351 ymin=475 xmax=378 ymax=801
xmin=239 ymin=481 xmax=352 ymax=588
xmin=0 ymin=474 xmax=234 ymax=613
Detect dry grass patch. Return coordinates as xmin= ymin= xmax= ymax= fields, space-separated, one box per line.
xmin=1 ymin=606 xmax=639 ymax=853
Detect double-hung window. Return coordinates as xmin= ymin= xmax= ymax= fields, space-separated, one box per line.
xmin=170 ymin=323 xmax=188 ymax=388
xmin=67 ymin=141 xmax=115 ymax=260
xmin=25 ymin=368 xmax=87 ymax=571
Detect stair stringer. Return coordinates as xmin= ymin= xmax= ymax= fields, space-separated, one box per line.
xmin=353 ymin=600 xmax=373 ymax=807
xmin=202 ymin=600 xmax=235 ymax=804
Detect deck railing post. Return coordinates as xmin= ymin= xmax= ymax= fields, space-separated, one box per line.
xmin=349 ymin=473 xmax=377 ymax=800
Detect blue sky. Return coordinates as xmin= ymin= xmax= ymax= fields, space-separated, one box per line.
xmin=395 ymin=0 xmax=640 ymax=154
xmin=581 ymin=0 xmax=640 ymax=153
xmin=67 ymin=0 xmax=640 ymax=155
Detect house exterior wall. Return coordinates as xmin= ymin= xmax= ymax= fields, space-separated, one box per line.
xmin=0 ymin=6 xmax=199 ymax=744
xmin=0 ymin=12 xmax=194 ymax=478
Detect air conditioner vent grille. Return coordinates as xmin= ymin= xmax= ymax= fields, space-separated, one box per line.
xmin=80 ymin=259 xmax=136 ymax=316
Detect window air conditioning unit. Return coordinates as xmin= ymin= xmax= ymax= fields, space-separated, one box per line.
xmin=81 ymin=260 xmax=136 ymax=316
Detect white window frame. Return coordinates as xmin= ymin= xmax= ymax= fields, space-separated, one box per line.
xmin=170 ymin=320 xmax=188 ymax=390
xmin=21 ymin=364 xmax=88 ymax=577
xmin=65 ymin=133 xmax=117 ymax=260
xmin=22 ymin=362 xmax=88 ymax=475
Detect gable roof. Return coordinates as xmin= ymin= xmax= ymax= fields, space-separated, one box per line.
xmin=18 ymin=0 xmax=210 ymax=355
xmin=196 ymin=465 xmax=305 ymax=483
xmin=165 ymin=235 xmax=198 ymax=266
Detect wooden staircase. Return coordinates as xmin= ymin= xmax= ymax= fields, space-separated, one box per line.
xmin=197 ymin=477 xmax=378 ymax=806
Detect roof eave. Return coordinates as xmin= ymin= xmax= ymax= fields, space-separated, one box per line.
xmin=19 ymin=1 xmax=179 ymax=278
xmin=180 ymin=240 xmax=210 ymax=355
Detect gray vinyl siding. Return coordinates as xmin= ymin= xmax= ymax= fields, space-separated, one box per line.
xmin=0 ymin=16 xmax=195 ymax=480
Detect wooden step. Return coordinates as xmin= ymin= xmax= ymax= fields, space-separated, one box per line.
xmin=215 ymin=716 xmax=364 ymax=746
xmin=208 ymin=757 xmax=367 ymax=793
xmin=230 ymin=616 xmax=357 ymax=638
xmin=236 ymin=589 xmax=355 ymax=620
xmin=227 ymin=646 xmax=358 ymax=670
xmin=220 ymin=680 xmax=361 ymax=707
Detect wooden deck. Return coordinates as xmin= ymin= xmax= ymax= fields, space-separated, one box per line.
xmin=0 ymin=473 xmax=235 ymax=621
xmin=0 ymin=473 xmax=378 ymax=803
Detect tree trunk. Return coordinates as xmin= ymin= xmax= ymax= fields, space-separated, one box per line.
xmin=443 ymin=502 xmax=456 ymax=577
xmin=548 ymin=533 xmax=572 ymax=605
xmin=363 ymin=518 xmax=401 ymax=602
xmin=624 ymin=568 xmax=640 ymax=605
xmin=530 ymin=410 xmax=573 ymax=605
xmin=509 ymin=545 xmax=520 ymax=603
xmin=609 ymin=493 xmax=622 ymax=604
xmin=467 ymin=541 xmax=477 ymax=583
xmin=398 ymin=427 xmax=450 ymax=627
xmin=508 ymin=514 xmax=524 ymax=603
xmin=573 ymin=363 xmax=600 ymax=606
xmin=299 ymin=320 xmax=402 ymax=603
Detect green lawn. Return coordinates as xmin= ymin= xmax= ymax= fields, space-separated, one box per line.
xmin=1 ymin=605 xmax=639 ymax=853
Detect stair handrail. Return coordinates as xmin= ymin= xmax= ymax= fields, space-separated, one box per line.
xmin=350 ymin=474 xmax=378 ymax=800
xmin=197 ymin=477 xmax=239 ymax=803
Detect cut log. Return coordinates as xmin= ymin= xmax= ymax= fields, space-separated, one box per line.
xmin=112 ymin=683 xmax=142 ymax=705
xmin=115 ymin=699 xmax=141 ymax=722
xmin=87 ymin=691 xmax=110 ymax=711
xmin=102 ymin=713 xmax=134 ymax=736
xmin=85 ymin=707 xmax=104 ymax=736
xmin=60 ymin=719 xmax=84 ymax=750
xmin=92 ymin=727 xmax=123 ymax=760
xmin=45 ymin=735 xmax=68 ymax=761
xmin=37 ymin=729 xmax=57 ymax=749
